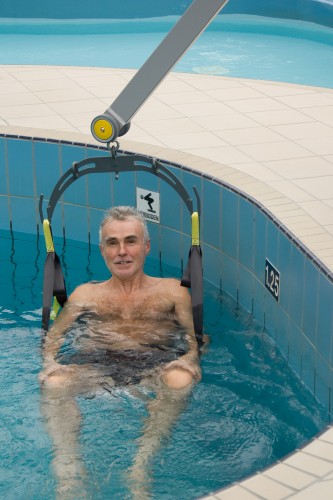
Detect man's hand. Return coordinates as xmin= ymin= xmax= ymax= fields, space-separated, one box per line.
xmin=164 ymin=352 xmax=201 ymax=382
xmin=39 ymin=360 xmax=75 ymax=385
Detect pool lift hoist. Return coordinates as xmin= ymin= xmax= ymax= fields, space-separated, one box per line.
xmin=40 ymin=0 xmax=230 ymax=347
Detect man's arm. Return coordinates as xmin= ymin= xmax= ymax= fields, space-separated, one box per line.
xmin=40 ymin=285 xmax=89 ymax=380
xmin=165 ymin=280 xmax=201 ymax=381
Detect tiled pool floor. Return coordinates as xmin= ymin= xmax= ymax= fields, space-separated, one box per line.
xmin=0 ymin=64 xmax=333 ymax=499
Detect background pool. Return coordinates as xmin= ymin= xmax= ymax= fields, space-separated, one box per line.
xmin=1 ymin=15 xmax=333 ymax=87
xmin=0 ymin=230 xmax=328 ymax=499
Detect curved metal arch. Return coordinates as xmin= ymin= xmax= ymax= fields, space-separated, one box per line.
xmin=39 ymin=154 xmax=200 ymax=224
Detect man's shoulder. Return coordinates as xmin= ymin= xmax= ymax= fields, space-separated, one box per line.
xmin=69 ymin=281 xmax=106 ymax=301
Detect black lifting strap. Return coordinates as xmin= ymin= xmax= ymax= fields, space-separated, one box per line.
xmin=42 ymin=252 xmax=67 ymax=332
xmin=41 ymin=219 xmax=68 ymax=331
xmin=181 ymin=244 xmax=203 ymax=348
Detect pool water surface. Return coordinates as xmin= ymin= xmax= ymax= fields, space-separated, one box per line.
xmin=1 ymin=15 xmax=333 ymax=87
xmin=0 ymin=231 xmax=328 ymax=499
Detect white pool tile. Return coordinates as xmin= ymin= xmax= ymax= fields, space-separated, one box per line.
xmin=287 ymin=479 xmax=333 ymax=499
xmin=241 ymin=474 xmax=294 ymax=499
xmin=302 ymin=440 xmax=333 ymax=462
xmin=263 ymin=463 xmax=315 ymax=489
xmin=215 ymin=485 xmax=260 ymax=499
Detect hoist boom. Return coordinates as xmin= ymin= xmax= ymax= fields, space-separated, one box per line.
xmin=91 ymin=0 xmax=229 ymax=144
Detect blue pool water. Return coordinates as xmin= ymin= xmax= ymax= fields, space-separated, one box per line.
xmin=1 ymin=15 xmax=333 ymax=87
xmin=0 ymin=230 xmax=328 ymax=499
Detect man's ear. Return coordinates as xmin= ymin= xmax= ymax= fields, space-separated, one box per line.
xmin=145 ymin=240 xmax=151 ymax=254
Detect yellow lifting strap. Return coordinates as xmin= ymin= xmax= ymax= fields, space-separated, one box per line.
xmin=191 ymin=211 xmax=200 ymax=246
xmin=42 ymin=219 xmax=62 ymax=323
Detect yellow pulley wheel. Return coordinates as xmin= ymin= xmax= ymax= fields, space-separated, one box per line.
xmin=92 ymin=118 xmax=114 ymax=142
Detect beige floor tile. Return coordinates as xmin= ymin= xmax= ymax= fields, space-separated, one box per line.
xmin=205 ymin=86 xmax=265 ymax=101
xmin=270 ymin=122 xmax=333 ymax=140
xmin=266 ymin=180 xmax=314 ymax=202
xmin=62 ymin=111 xmax=99 ymax=127
xmin=297 ymin=137 xmax=333 ymax=155
xmin=171 ymin=100 xmax=233 ymax=117
xmin=246 ymin=109 xmax=312 ymax=126
xmin=180 ymin=75 xmax=241 ymax=90
xmin=0 ymin=103 xmax=54 ymax=119
xmin=0 ymin=81 xmax=28 ymax=94
xmin=156 ymin=79 xmax=198 ymax=93
xmin=155 ymin=90 xmax=213 ymax=105
xmin=239 ymin=141 xmax=314 ymax=162
xmin=192 ymin=113 xmax=260 ymax=131
xmin=276 ymin=93 xmax=333 ymax=109
xmin=134 ymin=98 xmax=183 ymax=120
xmin=36 ymin=87 xmax=97 ymax=103
xmin=324 ymin=199 xmax=333 ymax=208
xmin=0 ymin=92 xmax=42 ymax=106
xmin=248 ymin=82 xmax=316 ymax=97
xmin=226 ymin=97 xmax=288 ymax=113
xmin=84 ymin=84 xmax=125 ymax=99
xmin=185 ymin=145 xmax=252 ymax=164
xmin=48 ymin=98 xmax=104 ymax=114
xmin=264 ymin=157 xmax=333 ymax=179
xmin=299 ymin=106 xmax=333 ymax=127
xmin=138 ymin=117 xmax=204 ymax=135
xmin=22 ymin=78 xmax=81 ymax=92
xmin=228 ymin=162 xmax=280 ymax=181
xmin=159 ymin=131 xmax=227 ymax=150
xmin=294 ymin=177 xmax=333 ymax=200
xmin=299 ymin=201 xmax=333 ymax=225
xmin=215 ymin=126 xmax=285 ymax=145
xmin=8 ymin=69 xmax=63 ymax=81
xmin=7 ymin=115 xmax=76 ymax=131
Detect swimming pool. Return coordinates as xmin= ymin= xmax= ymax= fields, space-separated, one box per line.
xmin=1 ymin=15 xmax=333 ymax=87
xmin=0 ymin=230 xmax=328 ymax=499
xmin=1 ymin=0 xmax=333 ymax=498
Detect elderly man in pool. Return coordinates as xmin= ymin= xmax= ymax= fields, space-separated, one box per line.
xmin=40 ymin=205 xmax=202 ymax=498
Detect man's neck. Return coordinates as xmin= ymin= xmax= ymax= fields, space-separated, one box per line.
xmin=109 ymin=272 xmax=150 ymax=296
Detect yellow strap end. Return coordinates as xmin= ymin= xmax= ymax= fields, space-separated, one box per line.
xmin=191 ymin=212 xmax=200 ymax=246
xmin=43 ymin=219 xmax=55 ymax=253
xmin=50 ymin=297 xmax=61 ymax=321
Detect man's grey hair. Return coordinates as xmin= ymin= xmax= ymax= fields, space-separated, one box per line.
xmin=99 ymin=206 xmax=150 ymax=244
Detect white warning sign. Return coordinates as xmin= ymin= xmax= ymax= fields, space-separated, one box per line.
xmin=136 ymin=187 xmax=160 ymax=224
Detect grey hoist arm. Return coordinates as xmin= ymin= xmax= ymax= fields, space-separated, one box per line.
xmin=91 ymin=0 xmax=229 ymax=144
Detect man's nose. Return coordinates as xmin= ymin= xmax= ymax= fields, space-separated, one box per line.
xmin=118 ymin=242 xmax=127 ymax=255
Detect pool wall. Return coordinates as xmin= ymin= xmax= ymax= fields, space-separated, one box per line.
xmin=1 ymin=0 xmax=333 ymax=28
xmin=1 ymin=134 xmax=332 ymax=420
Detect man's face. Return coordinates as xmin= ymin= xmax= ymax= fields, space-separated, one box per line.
xmin=100 ymin=218 xmax=150 ymax=280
